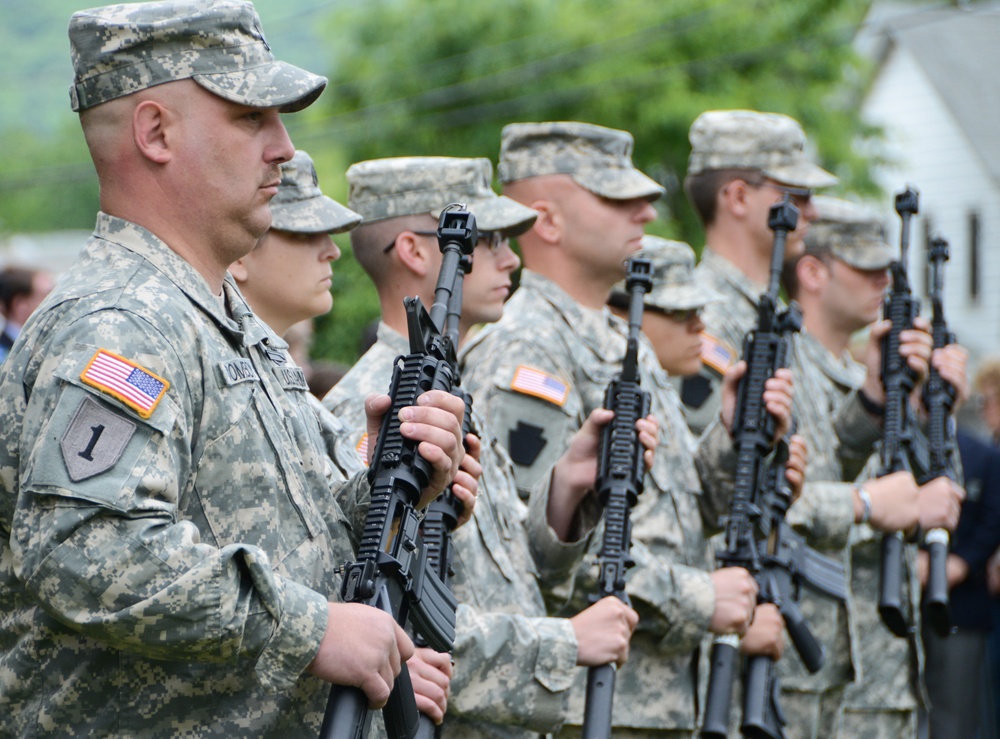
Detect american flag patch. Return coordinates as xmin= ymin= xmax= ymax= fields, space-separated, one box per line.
xmin=699 ymin=332 xmax=736 ymax=375
xmin=80 ymin=349 xmax=169 ymax=419
xmin=356 ymin=433 xmax=370 ymax=466
xmin=510 ymin=365 xmax=569 ymax=407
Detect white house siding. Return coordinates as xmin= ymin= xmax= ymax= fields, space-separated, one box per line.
xmin=862 ymin=44 xmax=1000 ymax=359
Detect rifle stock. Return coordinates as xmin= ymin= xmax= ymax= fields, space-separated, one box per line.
xmin=321 ymin=206 xmax=477 ymax=739
xmin=580 ymin=257 xmax=652 ymax=739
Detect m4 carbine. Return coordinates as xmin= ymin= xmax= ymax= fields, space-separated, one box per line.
xmin=320 ymin=205 xmax=477 ymax=739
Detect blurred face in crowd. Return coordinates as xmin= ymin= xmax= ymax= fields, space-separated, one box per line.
xmin=231 ymin=229 xmax=340 ymax=336
xmin=819 ymin=256 xmax=890 ymax=333
xmin=739 ymin=177 xmax=817 ymax=263
xmin=642 ymin=307 xmax=706 ymax=377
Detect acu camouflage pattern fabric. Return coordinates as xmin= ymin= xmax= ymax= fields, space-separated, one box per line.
xmin=323 ymin=324 xmax=586 ymax=738
xmin=270 ymin=150 xmax=361 ymax=235
xmin=68 ymin=0 xmax=326 ymax=113
xmin=805 ymin=196 xmax=897 ymax=271
xmin=0 ymin=213 xmax=369 ymax=737
xmin=345 ymin=156 xmax=537 ymax=234
xmin=460 ymin=270 xmax=740 ymax=733
xmin=686 ymin=110 xmax=837 ymax=189
xmin=497 ymin=121 xmax=665 ymax=202
xmin=609 ymin=236 xmax=723 ymax=313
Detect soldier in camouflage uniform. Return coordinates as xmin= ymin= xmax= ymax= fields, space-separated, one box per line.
xmin=324 ymin=155 xmax=643 ymax=737
xmin=459 ymin=121 xmax=797 ymax=737
xmin=783 ymin=196 xmax=966 ymax=738
xmin=230 ymin=148 xmax=368 ymax=482
xmin=0 ymin=4 xmax=469 ymax=736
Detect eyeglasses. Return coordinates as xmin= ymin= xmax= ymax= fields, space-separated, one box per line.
xmin=758 ymin=181 xmax=813 ymax=206
xmin=383 ymin=230 xmax=507 ymax=254
xmin=647 ymin=306 xmax=701 ymax=322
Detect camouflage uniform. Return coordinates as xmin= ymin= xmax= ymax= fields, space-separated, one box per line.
xmin=0 ymin=5 xmax=371 ymax=736
xmin=325 ymin=324 xmax=587 ymax=738
xmin=680 ymin=116 xmax=886 ymax=736
xmin=792 ymin=199 xmax=925 ymax=737
xmin=461 ymin=274 xmax=738 ymax=735
xmin=324 ymin=156 xmax=587 ymax=738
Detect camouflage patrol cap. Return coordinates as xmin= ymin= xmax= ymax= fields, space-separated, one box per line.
xmin=687 ymin=110 xmax=838 ymax=189
xmin=68 ymin=0 xmax=327 ymax=113
xmin=497 ymin=121 xmax=665 ymax=201
xmin=269 ymin=150 xmax=361 ymax=235
xmin=610 ymin=236 xmax=723 ymax=312
xmin=346 ymin=156 xmax=538 ymax=234
xmin=805 ymin=196 xmax=896 ymax=270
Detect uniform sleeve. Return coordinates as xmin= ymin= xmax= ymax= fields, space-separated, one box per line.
xmin=694 ymin=417 xmax=738 ymax=531
xmin=786 ymin=481 xmax=857 ymax=550
xmin=449 ymin=603 xmax=578 ymax=732
xmin=10 ymin=315 xmax=329 ymax=692
xmin=463 ymin=338 xmax=584 ymax=497
xmin=834 ymin=391 xmax=883 ymax=481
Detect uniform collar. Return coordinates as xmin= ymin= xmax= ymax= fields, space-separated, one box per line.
xmin=698 ymin=250 xmax=767 ymax=306
xmin=517 ymin=270 xmax=619 ymax=355
xmin=798 ymin=330 xmax=865 ymax=389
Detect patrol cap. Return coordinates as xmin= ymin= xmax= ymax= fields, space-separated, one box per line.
xmin=346 ymin=156 xmax=538 ymax=234
xmin=68 ymin=0 xmax=327 ymax=113
xmin=804 ymin=195 xmax=896 ymax=270
xmin=687 ymin=110 xmax=838 ymax=189
xmin=610 ymin=236 xmax=723 ymax=312
xmin=498 ymin=121 xmax=665 ymax=202
xmin=269 ymin=151 xmax=361 ymax=234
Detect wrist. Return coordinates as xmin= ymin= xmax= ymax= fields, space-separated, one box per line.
xmin=853 ymin=483 xmax=873 ymax=524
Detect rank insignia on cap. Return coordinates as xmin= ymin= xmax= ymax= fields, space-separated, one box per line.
xmin=510 ymin=365 xmax=568 ymax=407
xmin=699 ymin=333 xmax=736 ymax=376
xmin=81 ymin=349 xmax=169 ymax=419
xmin=356 ymin=433 xmax=370 ymax=466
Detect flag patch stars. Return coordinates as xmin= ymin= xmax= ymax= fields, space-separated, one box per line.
xmin=81 ymin=349 xmax=169 ymax=419
xmin=510 ymin=365 xmax=569 ymax=407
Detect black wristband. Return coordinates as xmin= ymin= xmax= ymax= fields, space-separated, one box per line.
xmin=858 ymin=389 xmax=885 ymax=417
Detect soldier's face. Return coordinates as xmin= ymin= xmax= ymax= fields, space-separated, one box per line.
xmin=642 ymin=308 xmax=705 ymax=376
xmin=562 ymin=185 xmax=657 ymax=279
xmin=461 ymin=235 xmax=521 ymax=330
xmin=171 ymin=84 xmax=296 ymax=266
xmin=748 ymin=179 xmax=816 ymax=259
xmin=235 ymin=229 xmax=340 ymax=335
xmin=824 ymin=258 xmax=890 ymax=330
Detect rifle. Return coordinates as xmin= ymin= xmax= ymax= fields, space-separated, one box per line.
xmin=320 ymin=205 xmax=477 ymax=739
xmin=703 ymin=197 xmax=845 ymax=739
xmin=413 ymin=251 xmax=475 ymax=739
xmin=580 ymin=257 xmax=653 ymax=739
xmin=876 ymin=187 xmax=922 ymax=638
xmin=919 ymin=234 xmax=957 ymax=637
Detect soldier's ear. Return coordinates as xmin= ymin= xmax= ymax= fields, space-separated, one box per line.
xmin=133 ymin=100 xmax=172 ymax=164
xmin=527 ymin=200 xmax=561 ymax=245
xmin=720 ymin=178 xmax=751 ymax=219
xmin=229 ymin=257 xmax=250 ymax=283
xmin=394 ymin=231 xmax=433 ymax=278
xmin=796 ymin=254 xmax=828 ymax=293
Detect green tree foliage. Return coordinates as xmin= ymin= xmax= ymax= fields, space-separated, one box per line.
xmin=291 ymin=0 xmax=881 ymax=364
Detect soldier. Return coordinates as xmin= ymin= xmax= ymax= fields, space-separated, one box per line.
xmin=783 ymin=195 xmax=966 ymax=738
xmin=459 ymin=121 xmax=794 ymax=737
xmin=0 ymin=265 xmax=55 ymax=363
xmin=606 ymin=236 xmax=723 ymax=379
xmin=0 ymin=3 xmax=468 ymax=736
xmin=323 ymin=155 xmax=645 ymax=737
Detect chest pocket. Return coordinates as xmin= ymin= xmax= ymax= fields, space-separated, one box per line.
xmin=190 ymin=369 xmax=313 ymax=565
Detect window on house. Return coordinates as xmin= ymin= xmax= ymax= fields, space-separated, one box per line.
xmin=969 ymin=210 xmax=980 ymax=303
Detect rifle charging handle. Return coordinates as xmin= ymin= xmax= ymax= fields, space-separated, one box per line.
xmin=895 ymin=187 xmax=919 ymax=218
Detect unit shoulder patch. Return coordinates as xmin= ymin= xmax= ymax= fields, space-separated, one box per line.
xmin=80 ymin=349 xmax=169 ymax=419
xmin=61 ymin=396 xmax=137 ymax=481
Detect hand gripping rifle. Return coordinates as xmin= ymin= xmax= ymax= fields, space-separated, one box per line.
xmin=580 ymin=257 xmax=653 ymax=739
xmin=413 ymin=250 xmax=476 ymax=739
xmin=703 ymin=197 xmax=842 ymax=739
xmin=919 ymin=234 xmax=957 ymax=637
xmin=320 ymin=205 xmax=477 ymax=739
xmin=876 ymin=187 xmax=922 ymax=638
